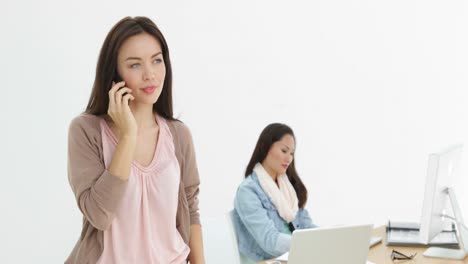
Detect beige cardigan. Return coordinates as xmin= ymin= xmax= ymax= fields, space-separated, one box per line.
xmin=65 ymin=114 xmax=200 ymax=264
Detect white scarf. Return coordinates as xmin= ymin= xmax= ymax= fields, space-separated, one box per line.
xmin=254 ymin=163 xmax=299 ymax=223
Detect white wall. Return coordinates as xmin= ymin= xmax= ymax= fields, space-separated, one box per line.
xmin=2 ymin=0 xmax=468 ymax=262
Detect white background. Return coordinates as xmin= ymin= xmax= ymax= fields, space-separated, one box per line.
xmin=1 ymin=0 xmax=468 ymax=262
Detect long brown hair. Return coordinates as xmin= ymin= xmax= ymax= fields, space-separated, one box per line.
xmin=245 ymin=123 xmax=308 ymax=208
xmin=85 ymin=16 xmax=175 ymax=120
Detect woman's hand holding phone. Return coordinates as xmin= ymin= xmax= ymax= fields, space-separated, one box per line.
xmin=107 ymin=81 xmax=137 ymax=139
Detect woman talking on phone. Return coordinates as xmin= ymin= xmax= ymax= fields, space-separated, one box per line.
xmin=66 ymin=17 xmax=204 ymax=264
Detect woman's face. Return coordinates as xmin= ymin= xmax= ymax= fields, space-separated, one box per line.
xmin=262 ymin=134 xmax=295 ymax=179
xmin=116 ymin=33 xmax=166 ymax=106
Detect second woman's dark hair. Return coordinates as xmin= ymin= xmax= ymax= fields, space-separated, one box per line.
xmin=85 ymin=16 xmax=174 ymax=120
xmin=245 ymin=123 xmax=308 ymax=208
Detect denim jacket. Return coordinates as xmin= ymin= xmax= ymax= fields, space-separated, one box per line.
xmin=232 ymin=172 xmax=317 ymax=262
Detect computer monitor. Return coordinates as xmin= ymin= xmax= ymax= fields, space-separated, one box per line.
xmin=418 ymin=144 xmax=467 ymax=259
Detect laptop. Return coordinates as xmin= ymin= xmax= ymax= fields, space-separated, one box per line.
xmin=277 ymin=224 xmax=373 ymax=264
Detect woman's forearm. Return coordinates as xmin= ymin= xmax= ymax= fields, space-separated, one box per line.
xmin=108 ymin=134 xmax=136 ymax=180
xmin=188 ymin=224 xmax=205 ymax=264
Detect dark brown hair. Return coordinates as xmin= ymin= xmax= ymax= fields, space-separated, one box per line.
xmin=245 ymin=123 xmax=308 ymax=208
xmin=85 ymin=16 xmax=174 ymax=120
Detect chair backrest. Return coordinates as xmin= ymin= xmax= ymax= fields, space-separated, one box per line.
xmin=202 ymin=210 xmax=241 ymax=264
xmin=227 ymin=210 xmax=241 ymax=255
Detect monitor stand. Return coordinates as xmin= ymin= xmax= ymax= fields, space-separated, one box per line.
xmin=423 ymin=188 xmax=467 ymax=260
xmin=423 ymin=247 xmax=466 ymax=259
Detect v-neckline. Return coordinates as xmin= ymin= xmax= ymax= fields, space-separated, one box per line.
xmin=102 ymin=114 xmax=162 ymax=173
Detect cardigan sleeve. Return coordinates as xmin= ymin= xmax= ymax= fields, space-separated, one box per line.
xmin=170 ymin=121 xmax=201 ymax=225
xmin=67 ymin=115 xmax=128 ymax=231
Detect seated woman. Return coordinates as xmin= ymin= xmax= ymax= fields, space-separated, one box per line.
xmin=232 ymin=123 xmax=316 ymax=263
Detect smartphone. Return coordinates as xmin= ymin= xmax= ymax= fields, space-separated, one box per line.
xmin=113 ymin=72 xmax=129 ymax=97
xmin=114 ymin=71 xmax=123 ymax=83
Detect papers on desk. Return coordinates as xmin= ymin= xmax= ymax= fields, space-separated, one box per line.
xmin=275 ymin=252 xmax=375 ymax=264
xmin=276 ymin=252 xmax=288 ymax=262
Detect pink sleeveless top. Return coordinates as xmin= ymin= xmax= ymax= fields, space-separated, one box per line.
xmin=96 ymin=115 xmax=190 ymax=264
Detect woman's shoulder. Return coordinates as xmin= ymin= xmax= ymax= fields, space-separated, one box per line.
xmin=165 ymin=119 xmax=194 ymax=146
xmin=70 ymin=113 xmax=103 ymax=125
xmin=235 ymin=175 xmax=268 ymax=207
xmin=166 ymin=118 xmax=190 ymax=135
xmin=69 ymin=113 xmax=104 ymax=137
xmin=237 ymin=174 xmax=262 ymax=194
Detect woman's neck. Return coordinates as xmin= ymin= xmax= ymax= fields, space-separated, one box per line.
xmin=130 ymin=103 xmax=158 ymax=129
